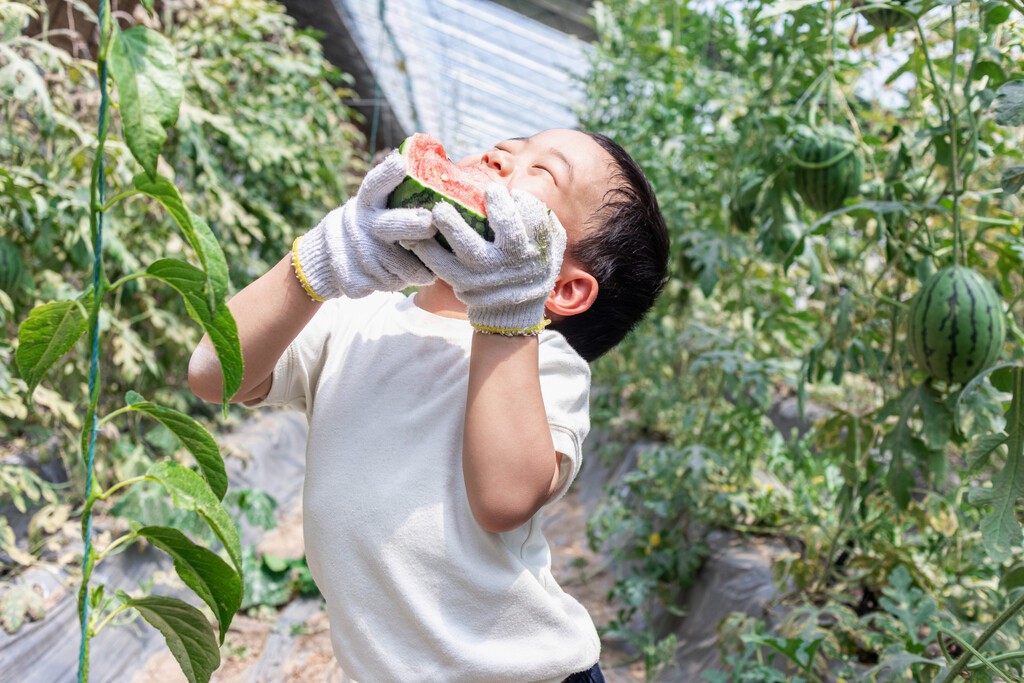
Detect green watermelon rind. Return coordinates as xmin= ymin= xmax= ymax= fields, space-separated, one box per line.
xmin=387 ymin=136 xmax=493 ymax=244
xmin=907 ymin=266 xmax=1006 ymax=385
xmin=860 ymin=0 xmax=915 ymax=31
xmin=791 ymin=125 xmax=864 ymax=214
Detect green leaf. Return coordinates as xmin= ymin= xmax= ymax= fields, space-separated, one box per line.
xmin=966 ymin=367 xmax=1024 ymax=562
xmin=225 ymin=488 xmax=278 ymax=530
xmin=740 ymin=633 xmax=825 ymax=672
xmin=240 ymin=545 xmax=292 ymax=609
xmin=867 ymin=653 xmax=945 ymax=680
xmin=262 ymin=554 xmax=290 ymax=573
xmin=968 ymin=432 xmax=1008 ymax=473
xmin=917 ymin=383 xmax=952 ymax=451
xmin=15 ymin=300 xmax=88 ymax=396
xmin=107 ymin=26 xmax=183 ymax=177
xmin=1001 ymin=561 xmax=1024 ymax=591
xmin=146 ymin=461 xmax=242 ymax=575
xmin=1002 ymin=165 xmax=1024 ymax=196
xmin=137 ymin=526 xmax=242 ymax=643
xmin=886 ymin=464 xmax=914 ymax=510
xmin=0 ymin=44 xmax=54 ymax=133
xmin=126 ymin=595 xmax=220 ymax=683
xmin=878 ymin=566 xmax=937 ymax=645
xmin=125 ymin=392 xmax=228 ymax=500
xmin=985 ymin=3 xmax=1012 ymax=27
xmin=145 ymin=259 xmax=242 ymax=407
xmin=879 ymin=385 xmax=938 ymax=507
xmin=133 ymin=174 xmax=228 ymax=302
xmin=0 ymin=584 xmax=45 ymax=633
xmin=994 ymin=80 xmax=1024 ymax=127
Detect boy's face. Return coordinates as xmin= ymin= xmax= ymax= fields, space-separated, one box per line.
xmin=456 ymin=128 xmax=615 ymax=243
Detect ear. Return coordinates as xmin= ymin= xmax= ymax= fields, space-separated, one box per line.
xmin=546 ymin=259 xmax=598 ymax=318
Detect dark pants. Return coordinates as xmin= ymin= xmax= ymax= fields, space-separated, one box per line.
xmin=564 ymin=663 xmax=605 ymax=683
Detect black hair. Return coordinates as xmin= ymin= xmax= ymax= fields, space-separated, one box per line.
xmin=548 ymin=132 xmax=670 ymax=362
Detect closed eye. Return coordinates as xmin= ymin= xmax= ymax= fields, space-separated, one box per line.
xmin=532 ymin=163 xmax=559 ymax=185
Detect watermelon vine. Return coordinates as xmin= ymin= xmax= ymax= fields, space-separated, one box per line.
xmin=13 ymin=2 xmax=245 ymax=681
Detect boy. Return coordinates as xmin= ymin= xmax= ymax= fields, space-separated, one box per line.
xmin=189 ymin=128 xmax=669 ymax=682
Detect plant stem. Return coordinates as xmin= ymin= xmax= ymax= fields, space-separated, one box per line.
xmin=107 ymin=272 xmax=147 ymax=291
xmin=83 ymin=476 xmax=150 ymax=520
xmin=949 ymin=4 xmax=962 ymax=268
xmin=939 ymin=627 xmax=1024 ymax=682
xmin=90 ymin=604 xmax=131 ymax=638
xmin=825 ymin=0 xmax=836 ymax=125
xmin=875 ymin=293 xmax=908 ymax=310
xmin=79 ymin=3 xmax=112 ymax=681
xmin=914 ymin=22 xmax=948 ymax=127
xmin=960 ymin=6 xmax=983 ymax=185
xmin=99 ymin=189 xmax=140 ymax=213
xmin=967 ymin=649 xmax=1024 ymax=670
xmin=96 ymin=405 xmax=134 ymax=428
xmin=814 ymin=416 xmax=861 ymax=594
xmin=95 ymin=532 xmax=140 ymax=563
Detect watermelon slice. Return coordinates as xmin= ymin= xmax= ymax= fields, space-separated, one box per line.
xmin=387 ymin=133 xmax=494 ymax=243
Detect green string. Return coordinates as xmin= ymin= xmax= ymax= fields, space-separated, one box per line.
xmin=78 ymin=3 xmax=108 ymax=680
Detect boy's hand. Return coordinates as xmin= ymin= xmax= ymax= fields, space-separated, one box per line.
xmin=291 ymin=151 xmax=436 ymax=300
xmin=408 ymin=184 xmax=567 ymax=335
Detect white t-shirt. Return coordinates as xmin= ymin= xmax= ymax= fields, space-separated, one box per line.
xmin=257 ymin=291 xmax=600 ymax=682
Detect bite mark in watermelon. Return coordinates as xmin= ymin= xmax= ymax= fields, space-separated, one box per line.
xmin=387 ymin=134 xmax=494 ymax=244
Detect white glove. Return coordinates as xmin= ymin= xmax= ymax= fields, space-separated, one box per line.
xmin=292 ymin=151 xmax=436 ymax=300
xmin=408 ymin=184 xmax=567 ymax=335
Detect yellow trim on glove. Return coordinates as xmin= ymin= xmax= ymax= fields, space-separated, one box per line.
xmin=471 ymin=318 xmax=551 ymax=337
xmin=291 ymin=235 xmax=328 ymax=302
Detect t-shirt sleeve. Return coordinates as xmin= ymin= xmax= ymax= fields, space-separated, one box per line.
xmin=538 ymin=331 xmax=591 ymax=505
xmin=247 ymin=299 xmax=345 ymax=414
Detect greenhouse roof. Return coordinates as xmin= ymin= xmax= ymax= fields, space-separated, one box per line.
xmin=329 ymin=0 xmax=593 ymax=159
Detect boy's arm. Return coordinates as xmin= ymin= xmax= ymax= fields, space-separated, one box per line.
xmin=463 ymin=334 xmax=561 ymax=533
xmin=189 ymin=152 xmax=434 ymax=405
xmin=408 ymin=186 xmax=568 ymax=533
xmin=188 ymin=254 xmax=320 ymax=405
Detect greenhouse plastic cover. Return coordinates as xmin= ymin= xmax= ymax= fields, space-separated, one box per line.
xmin=332 ymin=0 xmax=592 ymax=159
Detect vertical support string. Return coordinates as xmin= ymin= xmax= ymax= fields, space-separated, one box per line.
xmin=78 ymin=3 xmax=109 ymax=680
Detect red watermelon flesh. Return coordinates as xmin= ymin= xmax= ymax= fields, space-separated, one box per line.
xmin=387 ymin=133 xmax=494 ymax=242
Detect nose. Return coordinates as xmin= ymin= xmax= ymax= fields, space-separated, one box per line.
xmin=481 ymin=149 xmax=514 ymax=177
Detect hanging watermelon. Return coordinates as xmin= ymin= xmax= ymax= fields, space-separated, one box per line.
xmin=906 ymin=266 xmax=1006 ymax=385
xmin=790 ymin=124 xmax=864 ymax=214
xmin=855 ymin=0 xmax=915 ymax=32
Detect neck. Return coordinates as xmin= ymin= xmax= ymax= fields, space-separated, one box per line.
xmin=414 ymin=281 xmax=468 ymax=319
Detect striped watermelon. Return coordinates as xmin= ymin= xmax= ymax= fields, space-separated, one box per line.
xmin=857 ymin=0 xmax=915 ymax=31
xmin=791 ymin=124 xmax=863 ymax=214
xmin=906 ymin=266 xmax=1006 ymax=385
xmin=0 ymin=236 xmax=24 ymax=295
xmin=387 ymin=133 xmax=493 ymax=244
